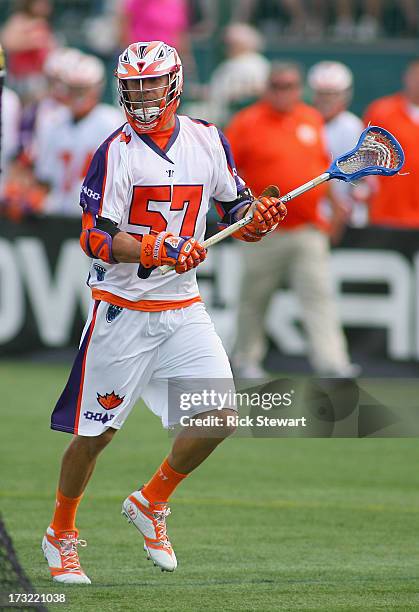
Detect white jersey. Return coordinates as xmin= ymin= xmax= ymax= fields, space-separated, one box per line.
xmin=1 ymin=87 xmax=21 ymax=193
xmin=35 ymin=103 xmax=123 ymax=217
xmin=30 ymin=97 xmax=70 ymax=161
xmin=80 ymin=115 xmax=242 ymax=307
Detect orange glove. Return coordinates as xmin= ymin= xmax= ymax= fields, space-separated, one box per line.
xmin=140 ymin=231 xmax=206 ymax=274
xmin=233 ymin=186 xmax=287 ymax=242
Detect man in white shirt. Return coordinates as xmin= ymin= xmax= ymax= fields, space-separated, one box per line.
xmin=207 ymin=22 xmax=270 ymax=124
xmin=308 ymin=61 xmax=367 ymax=229
xmin=0 ymin=85 xmax=21 ymax=195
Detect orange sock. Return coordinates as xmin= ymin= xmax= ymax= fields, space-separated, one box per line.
xmin=51 ymin=490 xmax=83 ymax=534
xmin=142 ymin=458 xmax=187 ymax=503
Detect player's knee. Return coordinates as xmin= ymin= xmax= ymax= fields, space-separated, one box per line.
xmin=99 ymin=427 xmax=118 ymax=446
xmin=94 ymin=427 xmax=117 ymax=452
xmin=216 ymin=408 xmax=237 ymax=439
xmin=76 ymin=427 xmax=117 ymax=458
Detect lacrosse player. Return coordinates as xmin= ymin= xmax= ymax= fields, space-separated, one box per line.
xmin=42 ymin=41 xmax=287 ymax=583
xmin=34 ymin=52 xmax=122 ymax=216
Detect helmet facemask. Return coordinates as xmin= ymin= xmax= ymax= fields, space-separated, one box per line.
xmin=118 ymin=70 xmax=181 ymax=131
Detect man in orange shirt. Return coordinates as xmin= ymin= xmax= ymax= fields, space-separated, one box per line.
xmin=226 ymin=61 xmax=355 ymax=378
xmin=363 ymin=58 xmax=419 ymax=227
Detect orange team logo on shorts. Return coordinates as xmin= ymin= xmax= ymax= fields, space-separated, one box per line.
xmin=96 ymin=391 xmax=125 ymax=410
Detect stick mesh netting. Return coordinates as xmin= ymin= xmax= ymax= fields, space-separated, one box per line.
xmin=336 ymin=130 xmax=402 ymax=174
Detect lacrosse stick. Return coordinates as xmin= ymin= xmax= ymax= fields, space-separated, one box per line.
xmin=158 ymin=125 xmax=404 ymax=275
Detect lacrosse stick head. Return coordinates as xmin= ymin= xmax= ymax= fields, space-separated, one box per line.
xmin=328 ymin=125 xmax=405 ymax=182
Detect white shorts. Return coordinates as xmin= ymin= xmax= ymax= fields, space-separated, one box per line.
xmin=51 ymin=300 xmax=235 ymax=436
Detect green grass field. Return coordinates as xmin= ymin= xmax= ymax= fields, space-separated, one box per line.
xmin=1 ymin=361 xmax=418 ymax=611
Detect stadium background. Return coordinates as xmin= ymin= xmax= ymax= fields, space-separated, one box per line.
xmin=0 ymin=1 xmax=418 ymax=611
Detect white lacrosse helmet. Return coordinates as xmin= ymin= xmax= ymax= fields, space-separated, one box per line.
xmin=307 ymin=61 xmax=353 ymax=93
xmin=44 ymin=47 xmax=84 ymax=80
xmin=115 ymin=41 xmax=183 ymax=133
xmin=60 ymin=53 xmax=105 ymax=88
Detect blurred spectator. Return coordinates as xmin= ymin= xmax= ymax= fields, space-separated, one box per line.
xmin=188 ymin=0 xmax=217 ymax=41
xmin=84 ymin=1 xmax=216 ymax=65
xmin=332 ymin=0 xmax=383 ymax=41
xmin=207 ymin=22 xmax=270 ymax=125
xmin=0 ymin=0 xmax=57 ymax=103
xmin=2 ymin=156 xmax=47 ymax=222
xmin=333 ymin=0 xmax=418 ymax=40
xmin=1 ymin=86 xmax=21 ymax=189
xmin=20 ymin=47 xmax=81 ymax=162
xmin=117 ymin=0 xmax=203 ymax=84
xmin=399 ymin=0 xmax=419 ymax=37
xmin=231 ymin=0 xmax=320 ymax=37
xmin=328 ymin=0 xmax=418 ymax=39
xmin=308 ymin=60 xmax=366 ymax=231
xmin=34 ymin=52 xmax=122 ymax=217
xmin=363 ymin=58 xmax=419 ymax=228
xmin=226 ymin=62 xmax=356 ymax=378
xmin=118 ymin=0 xmax=189 ymax=50
xmin=82 ymin=0 xmax=121 ymax=56
xmin=231 ymin=0 xmax=418 ymax=40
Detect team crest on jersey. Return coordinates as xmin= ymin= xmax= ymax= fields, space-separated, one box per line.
xmin=106 ymin=304 xmax=123 ymax=322
xmin=120 ymin=132 xmax=131 ymax=144
xmin=97 ymin=391 xmax=125 ymax=410
xmin=93 ymin=263 xmax=106 ymax=282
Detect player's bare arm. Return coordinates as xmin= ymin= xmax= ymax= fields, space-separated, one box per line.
xmin=108 ymin=228 xmax=141 ymax=263
xmin=80 ymin=215 xmax=207 ymax=273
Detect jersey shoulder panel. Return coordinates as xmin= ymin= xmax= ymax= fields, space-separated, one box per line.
xmin=180 ymin=115 xmax=219 ymax=143
xmin=179 ymin=115 xmax=229 ymax=158
xmin=180 ymin=115 xmax=243 ymax=198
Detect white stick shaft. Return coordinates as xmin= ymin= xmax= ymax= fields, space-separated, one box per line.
xmin=159 ymin=172 xmax=330 ymax=275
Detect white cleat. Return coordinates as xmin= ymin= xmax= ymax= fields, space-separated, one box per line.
xmin=41 ymin=526 xmax=91 ymax=584
xmin=121 ymin=489 xmax=177 ymax=572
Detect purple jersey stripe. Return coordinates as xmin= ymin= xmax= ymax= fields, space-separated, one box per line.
xmin=139 ymin=115 xmax=180 ymax=163
xmin=216 ymin=127 xmax=244 ymax=193
xmin=190 ymin=118 xmax=244 ymax=193
xmin=51 ymin=301 xmax=100 ymax=434
xmin=79 ymin=124 xmax=125 ymax=215
xmin=165 ymin=115 xmax=180 ymax=153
